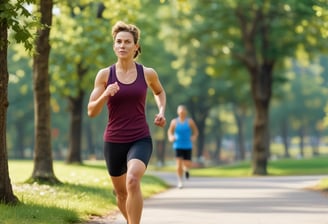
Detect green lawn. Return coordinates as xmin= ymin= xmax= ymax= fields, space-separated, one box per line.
xmin=2 ymin=156 xmax=328 ymax=224
xmin=189 ymin=156 xmax=328 ymax=177
xmin=2 ymin=160 xmax=168 ymax=224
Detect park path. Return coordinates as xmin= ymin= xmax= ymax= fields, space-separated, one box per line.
xmin=86 ymin=172 xmax=328 ymax=224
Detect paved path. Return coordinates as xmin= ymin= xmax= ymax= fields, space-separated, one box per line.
xmin=88 ymin=172 xmax=328 ymax=224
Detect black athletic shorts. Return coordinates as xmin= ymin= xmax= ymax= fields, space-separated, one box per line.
xmin=104 ymin=136 xmax=153 ymax=177
xmin=175 ymin=149 xmax=192 ymax=160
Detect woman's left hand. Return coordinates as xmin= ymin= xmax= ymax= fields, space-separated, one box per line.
xmin=154 ymin=114 xmax=166 ymax=127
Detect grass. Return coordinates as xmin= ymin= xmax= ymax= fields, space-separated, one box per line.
xmin=267 ymin=156 xmax=328 ymax=176
xmin=157 ymin=155 xmax=328 ymax=177
xmin=162 ymin=156 xmax=328 ymax=191
xmin=317 ymin=178 xmax=328 ymax=192
xmin=2 ymin=160 xmax=168 ymax=224
xmin=2 ymin=156 xmax=328 ymax=224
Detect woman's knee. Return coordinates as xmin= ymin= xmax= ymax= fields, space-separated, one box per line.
xmin=126 ymin=174 xmax=141 ymax=192
xmin=126 ymin=159 xmax=145 ymax=192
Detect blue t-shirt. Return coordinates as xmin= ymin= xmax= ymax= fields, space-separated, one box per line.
xmin=173 ymin=118 xmax=192 ymax=150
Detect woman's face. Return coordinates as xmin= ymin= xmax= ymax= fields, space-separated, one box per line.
xmin=113 ymin=31 xmax=139 ymax=59
xmin=177 ymin=106 xmax=187 ymax=117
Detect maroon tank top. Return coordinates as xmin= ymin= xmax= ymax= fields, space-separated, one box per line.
xmin=103 ymin=62 xmax=150 ymax=143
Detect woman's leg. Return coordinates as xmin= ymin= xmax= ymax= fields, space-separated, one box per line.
xmin=126 ymin=137 xmax=153 ymax=224
xmin=111 ymin=174 xmax=128 ymax=220
xmin=183 ymin=159 xmax=192 ymax=179
xmin=176 ymin=157 xmax=184 ymax=188
xmin=126 ymin=159 xmax=147 ymax=224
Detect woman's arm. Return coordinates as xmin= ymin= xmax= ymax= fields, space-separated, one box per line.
xmin=189 ymin=119 xmax=199 ymax=142
xmin=144 ymin=66 xmax=166 ymax=127
xmin=167 ymin=119 xmax=176 ymax=142
xmin=87 ymin=68 xmax=119 ymax=117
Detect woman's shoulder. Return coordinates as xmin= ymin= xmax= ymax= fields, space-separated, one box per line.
xmin=138 ymin=63 xmax=156 ymax=75
xmin=98 ymin=66 xmax=110 ymax=74
xmin=95 ymin=66 xmax=111 ymax=83
xmin=169 ymin=118 xmax=177 ymax=128
xmin=140 ymin=65 xmax=158 ymax=85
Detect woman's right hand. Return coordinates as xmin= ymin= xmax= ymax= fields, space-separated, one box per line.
xmin=105 ymin=82 xmax=120 ymax=97
xmin=168 ymin=135 xmax=175 ymax=142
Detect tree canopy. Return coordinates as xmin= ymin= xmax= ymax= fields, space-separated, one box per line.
xmin=3 ymin=0 xmax=328 ymax=176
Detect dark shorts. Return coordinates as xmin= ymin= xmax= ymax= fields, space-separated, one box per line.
xmin=175 ymin=149 xmax=192 ymax=160
xmin=104 ymin=137 xmax=153 ymax=177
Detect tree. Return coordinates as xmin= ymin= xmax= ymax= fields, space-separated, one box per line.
xmin=163 ymin=0 xmax=328 ymax=174
xmin=0 ymin=0 xmax=35 ymax=204
xmin=233 ymin=0 xmax=328 ymax=174
xmin=31 ymin=0 xmax=59 ymax=183
xmin=270 ymin=57 xmax=327 ymax=158
xmin=289 ymin=61 xmax=326 ymax=157
xmin=157 ymin=2 xmax=234 ymax=164
xmin=0 ymin=3 xmax=18 ymax=205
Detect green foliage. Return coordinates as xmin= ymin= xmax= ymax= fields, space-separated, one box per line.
xmin=270 ymin=56 xmax=327 ymax=139
xmin=1 ymin=0 xmax=38 ymax=51
xmin=50 ymin=0 xmax=144 ymax=98
xmin=164 ymin=0 xmax=328 ymax=85
xmin=5 ymin=0 xmax=328 ymax=165
xmin=164 ymin=0 xmax=328 ymax=167
xmin=50 ymin=1 xmax=110 ymax=98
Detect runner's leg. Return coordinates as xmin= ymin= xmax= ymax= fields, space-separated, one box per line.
xmin=111 ymin=174 xmax=128 ymax=220
xmin=126 ymin=159 xmax=146 ymax=224
xmin=176 ymin=157 xmax=184 ymax=188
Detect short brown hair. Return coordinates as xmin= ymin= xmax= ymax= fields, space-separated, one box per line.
xmin=112 ymin=21 xmax=141 ymax=58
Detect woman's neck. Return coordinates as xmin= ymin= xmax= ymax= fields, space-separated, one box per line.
xmin=178 ymin=116 xmax=186 ymax=121
xmin=116 ymin=59 xmax=135 ymax=72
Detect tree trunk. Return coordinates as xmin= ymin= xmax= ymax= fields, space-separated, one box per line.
xmin=236 ymin=7 xmax=274 ymax=175
xmin=66 ymin=92 xmax=84 ymax=164
xmin=196 ymin=121 xmax=205 ymax=164
xmin=31 ymin=0 xmax=59 ymax=184
xmin=310 ymin=130 xmax=320 ymax=156
xmin=281 ymin=118 xmax=290 ymax=158
xmin=233 ymin=105 xmax=246 ymax=160
xmin=66 ymin=62 xmax=88 ymax=164
xmin=0 ymin=12 xmax=19 ymax=204
xmin=213 ymin=133 xmax=222 ymax=164
xmin=250 ymin=64 xmax=272 ymax=175
xmin=85 ymin=121 xmax=95 ymax=158
xmin=298 ymin=126 xmax=305 ymax=158
xmin=155 ymin=140 xmax=166 ymax=167
xmin=212 ymin=118 xmax=223 ymax=164
xmin=189 ymin=101 xmax=209 ymax=166
xmin=193 ymin=112 xmax=207 ymax=166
